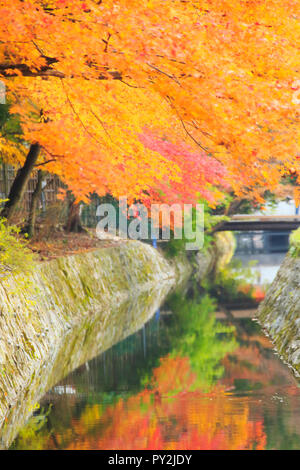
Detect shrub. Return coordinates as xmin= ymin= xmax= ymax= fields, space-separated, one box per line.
xmin=0 ymin=216 xmax=35 ymax=278
xmin=289 ymin=228 xmax=300 ymax=257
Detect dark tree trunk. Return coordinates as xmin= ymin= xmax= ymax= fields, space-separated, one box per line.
xmin=66 ymin=199 xmax=85 ymax=233
xmin=2 ymin=163 xmax=8 ymax=196
xmin=1 ymin=143 xmax=41 ymax=221
xmin=26 ymin=170 xmax=44 ymax=238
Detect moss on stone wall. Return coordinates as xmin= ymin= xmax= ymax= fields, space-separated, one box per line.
xmin=257 ymin=253 xmax=300 ymax=376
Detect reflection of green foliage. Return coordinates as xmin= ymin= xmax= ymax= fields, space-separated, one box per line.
xmin=202 ymin=258 xmax=259 ymax=306
xmin=139 ymin=292 xmax=238 ymax=392
xmin=66 ymin=290 xmax=238 ymax=398
xmin=239 ymin=318 xmax=261 ymax=336
xmin=233 ymin=379 xmax=263 ymax=392
xmin=10 ymin=406 xmax=51 ymax=450
xmin=165 ymin=293 xmax=237 ymax=391
xmin=263 ymin=405 xmax=300 ymax=450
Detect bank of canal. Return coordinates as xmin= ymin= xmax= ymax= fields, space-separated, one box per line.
xmin=0 ymin=240 xmax=191 ymax=449
xmin=8 ymin=242 xmax=300 ymax=450
xmin=2 ymin=234 xmax=300 ymax=450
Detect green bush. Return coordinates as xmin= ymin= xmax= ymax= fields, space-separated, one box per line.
xmin=162 ymin=200 xmax=230 ymax=258
xmin=0 ymin=216 xmax=35 ymax=278
xmin=289 ymin=228 xmax=300 ymax=257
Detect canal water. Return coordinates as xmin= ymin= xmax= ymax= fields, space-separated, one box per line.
xmin=9 ymin=244 xmax=300 ymax=450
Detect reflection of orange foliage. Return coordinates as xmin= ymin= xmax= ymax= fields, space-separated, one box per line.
xmin=64 ymin=355 xmax=266 ymax=450
xmin=252 ymin=287 xmax=266 ymax=302
xmin=238 ymin=284 xmax=252 ymax=296
xmin=150 ymin=356 xmax=197 ymax=396
xmin=237 ymin=284 xmax=265 ymax=302
xmin=221 ymin=339 xmax=294 ymax=392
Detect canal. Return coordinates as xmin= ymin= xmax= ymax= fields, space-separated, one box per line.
xmin=9 ymin=237 xmax=300 ymax=450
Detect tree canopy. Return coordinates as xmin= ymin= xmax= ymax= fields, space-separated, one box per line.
xmin=0 ymin=0 xmax=299 ymax=206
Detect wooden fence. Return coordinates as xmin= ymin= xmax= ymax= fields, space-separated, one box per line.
xmin=0 ymin=164 xmax=100 ymax=228
xmin=0 ymin=163 xmax=62 ymax=214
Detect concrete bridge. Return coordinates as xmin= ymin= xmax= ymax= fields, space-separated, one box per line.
xmin=217 ymin=215 xmax=300 ymax=232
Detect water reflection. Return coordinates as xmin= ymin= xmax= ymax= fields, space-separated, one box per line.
xmin=1 ymin=281 xmax=173 ymax=449
xmin=234 ymin=254 xmax=286 ymax=286
xmin=10 ymin=288 xmax=300 ymax=450
xmin=233 ymin=229 xmax=289 ymax=286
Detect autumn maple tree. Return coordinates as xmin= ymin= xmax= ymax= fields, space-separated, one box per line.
xmin=0 ymin=0 xmax=299 ymax=226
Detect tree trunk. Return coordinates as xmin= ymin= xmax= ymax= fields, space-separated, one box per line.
xmin=2 ymin=163 xmax=8 ymax=197
xmin=1 ymin=143 xmax=41 ymax=221
xmin=66 ymin=199 xmax=85 ymax=233
xmin=26 ymin=170 xmax=44 ymax=238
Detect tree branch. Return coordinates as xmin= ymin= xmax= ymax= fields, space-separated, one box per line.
xmin=0 ymin=62 xmax=122 ymax=80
